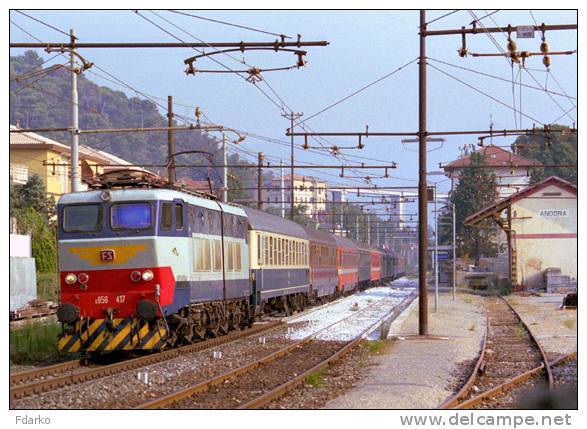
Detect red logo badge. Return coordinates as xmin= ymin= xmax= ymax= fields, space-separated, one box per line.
xmin=100 ymin=249 xmax=115 ymax=261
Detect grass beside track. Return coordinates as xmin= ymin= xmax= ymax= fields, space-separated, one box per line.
xmin=10 ymin=320 xmax=66 ymax=365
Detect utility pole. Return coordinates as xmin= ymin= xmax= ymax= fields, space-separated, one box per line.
xmin=418 ymin=10 xmax=429 ymax=336
xmin=222 ymin=133 xmax=228 ymax=202
xmin=434 ymin=183 xmax=439 ymax=313
xmin=367 ymin=213 xmax=371 ymax=244
xmin=70 ymin=29 xmax=80 ymax=193
xmin=452 ymin=202 xmax=457 ymax=301
xmin=280 ymin=159 xmax=285 ymax=218
xmin=283 ymin=112 xmax=303 ymax=220
xmin=167 ymin=95 xmax=175 ymax=185
xmin=257 ymin=152 xmax=265 ymax=210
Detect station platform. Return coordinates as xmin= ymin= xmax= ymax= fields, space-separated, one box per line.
xmin=326 ymin=292 xmax=486 ymax=409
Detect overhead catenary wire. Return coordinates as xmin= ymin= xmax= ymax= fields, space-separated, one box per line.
xmin=13 ymin=10 xmax=72 ymax=38
xmin=166 ymin=10 xmax=291 ymax=39
xmin=426 ymin=57 xmax=576 ymax=99
xmin=296 ymin=58 xmax=419 ymax=126
xmin=428 ymin=62 xmax=545 ymax=125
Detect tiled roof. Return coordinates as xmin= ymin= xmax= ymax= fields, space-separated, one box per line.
xmin=10 ymin=124 xmax=133 ymax=167
xmin=444 ymin=145 xmax=540 ymax=170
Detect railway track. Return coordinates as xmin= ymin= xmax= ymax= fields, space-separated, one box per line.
xmin=10 ymin=320 xmax=281 ymax=402
xmin=440 ymin=295 xmax=576 ymax=409
xmin=136 ymin=290 xmax=416 ymax=409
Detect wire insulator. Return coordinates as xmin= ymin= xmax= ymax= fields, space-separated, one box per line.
xmin=540 ymin=41 xmax=550 ymax=54
xmin=543 ymin=55 xmax=551 ymax=68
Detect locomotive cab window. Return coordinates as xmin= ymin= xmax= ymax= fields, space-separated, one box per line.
xmin=63 ymin=204 xmax=103 ymax=232
xmin=111 ymin=202 xmax=152 ymax=230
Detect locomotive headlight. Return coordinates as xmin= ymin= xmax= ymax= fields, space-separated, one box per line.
xmin=130 ymin=271 xmax=142 ymax=282
xmin=78 ymin=273 xmax=89 ymax=284
xmin=64 ymin=273 xmax=77 ymax=285
xmin=142 ymin=270 xmax=154 ymax=281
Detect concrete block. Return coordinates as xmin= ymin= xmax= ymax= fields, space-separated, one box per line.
xmin=10 ymin=257 xmax=37 ymax=310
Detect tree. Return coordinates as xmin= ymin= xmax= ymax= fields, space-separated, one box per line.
xmin=10 ymin=174 xmax=56 ymax=220
xmin=513 ymin=125 xmax=577 ymax=184
xmin=450 ymin=152 xmax=503 ymax=265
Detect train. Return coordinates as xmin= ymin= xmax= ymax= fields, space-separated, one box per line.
xmin=55 ymin=183 xmax=406 ymax=353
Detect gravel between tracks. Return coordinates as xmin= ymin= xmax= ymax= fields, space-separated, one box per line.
xmin=11 ymin=323 xmax=303 ymax=409
xmin=167 ymin=340 xmax=347 ymax=409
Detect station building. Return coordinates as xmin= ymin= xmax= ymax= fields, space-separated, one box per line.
xmin=464 ymin=176 xmax=577 ymax=291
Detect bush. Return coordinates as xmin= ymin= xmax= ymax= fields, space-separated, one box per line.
xmin=13 ymin=207 xmax=57 ymax=273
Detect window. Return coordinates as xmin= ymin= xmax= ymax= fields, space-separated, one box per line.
xmin=257 ymin=234 xmax=262 ymax=265
xmin=227 ymin=241 xmax=234 ymax=271
xmin=63 ymin=204 xmax=102 ymax=232
xmin=213 ymin=240 xmax=222 ymax=271
xmin=161 ymin=203 xmax=172 ymax=229
xmin=194 ymin=239 xmax=211 ymax=271
xmin=111 ymin=203 xmax=151 ymax=230
xmin=235 ymin=242 xmax=242 ymax=271
xmin=269 ymin=237 xmax=273 ymax=265
xmin=175 ymin=203 xmax=184 ymax=229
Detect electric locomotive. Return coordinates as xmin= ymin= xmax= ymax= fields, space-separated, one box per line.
xmin=56 ymin=187 xmax=250 ymax=353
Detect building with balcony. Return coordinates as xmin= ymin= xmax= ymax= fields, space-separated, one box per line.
xmin=266 ymin=174 xmax=327 ymax=217
xmin=10 ymin=125 xmax=132 ymax=198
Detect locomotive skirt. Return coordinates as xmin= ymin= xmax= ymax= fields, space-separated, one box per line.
xmin=57 ymin=318 xmax=168 ymax=352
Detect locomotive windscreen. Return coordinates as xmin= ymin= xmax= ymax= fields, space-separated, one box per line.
xmin=111 ymin=202 xmax=152 ymax=230
xmin=62 ymin=204 xmax=103 ymax=232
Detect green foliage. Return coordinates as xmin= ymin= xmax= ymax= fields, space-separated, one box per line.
xmin=10 ymin=174 xmax=55 ymax=220
xmin=449 ymin=152 xmax=503 ymax=265
xmin=366 ymin=339 xmax=389 ymax=354
xmin=37 ymin=272 xmax=59 ymax=302
xmin=10 ymin=320 xmax=67 ymax=364
xmin=13 ymin=207 xmax=57 ymax=273
xmin=513 ymin=125 xmax=577 ymax=184
xmin=305 ymin=368 xmax=325 ymax=387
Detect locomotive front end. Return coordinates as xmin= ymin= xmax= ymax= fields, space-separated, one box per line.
xmin=56 ymin=191 xmax=177 ymax=353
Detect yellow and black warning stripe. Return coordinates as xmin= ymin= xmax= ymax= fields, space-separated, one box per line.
xmin=57 ymin=318 xmax=167 ymax=352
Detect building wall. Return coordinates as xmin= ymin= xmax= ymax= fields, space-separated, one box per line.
xmin=11 ymin=148 xmax=104 ymax=198
xmin=511 ymin=184 xmax=577 ymax=288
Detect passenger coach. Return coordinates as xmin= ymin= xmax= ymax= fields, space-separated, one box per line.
xmin=244 ymin=207 xmax=310 ymax=315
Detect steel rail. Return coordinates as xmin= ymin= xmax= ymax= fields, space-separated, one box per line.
xmin=135 ymin=291 xmax=413 ymax=409
xmin=501 ymin=296 xmax=553 ymax=389
xmin=438 ymin=313 xmax=488 ymax=409
xmin=10 ymin=359 xmax=84 ymax=385
xmin=440 ymin=295 xmax=555 ymax=409
xmin=10 ymin=321 xmax=281 ymax=401
xmin=238 ymin=292 xmax=417 ymax=409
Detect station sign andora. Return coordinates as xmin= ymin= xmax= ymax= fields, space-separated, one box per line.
xmin=538 ymin=209 xmax=569 ymax=218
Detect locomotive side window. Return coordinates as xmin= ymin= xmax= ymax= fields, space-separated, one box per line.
xmin=235 ymin=242 xmax=242 ymax=271
xmin=111 ymin=203 xmax=151 ymax=230
xmin=175 ymin=203 xmax=184 ymax=230
xmin=63 ymin=204 xmax=102 ymax=232
xmin=161 ymin=203 xmax=172 ymax=229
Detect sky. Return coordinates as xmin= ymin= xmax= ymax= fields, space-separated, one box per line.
xmin=8 ymin=9 xmax=578 ymax=218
